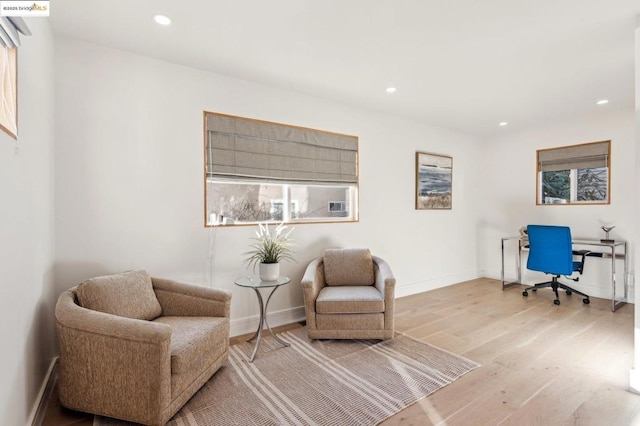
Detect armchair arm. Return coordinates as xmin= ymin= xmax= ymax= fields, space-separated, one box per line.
xmin=300 ymin=257 xmax=326 ymax=330
xmin=372 ymin=256 xmax=396 ymax=331
xmin=55 ymin=289 xmax=172 ymax=424
xmin=152 ymin=277 xmax=231 ymax=318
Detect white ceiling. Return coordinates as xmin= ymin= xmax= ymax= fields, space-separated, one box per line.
xmin=49 ymin=1 xmax=639 ymax=137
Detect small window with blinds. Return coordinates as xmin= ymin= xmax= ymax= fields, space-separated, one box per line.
xmin=204 ymin=112 xmax=359 ymax=226
xmin=536 ymin=140 xmax=610 ymax=205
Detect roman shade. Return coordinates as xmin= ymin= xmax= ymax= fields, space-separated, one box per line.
xmin=538 ymin=141 xmax=610 ymax=172
xmin=205 ymin=113 xmax=358 ymax=184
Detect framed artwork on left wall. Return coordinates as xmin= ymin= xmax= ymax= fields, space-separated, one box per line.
xmin=0 ymin=45 xmax=17 ymax=139
xmin=415 ymin=151 xmax=453 ymax=210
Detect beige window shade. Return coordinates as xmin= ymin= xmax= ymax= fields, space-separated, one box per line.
xmin=206 ymin=113 xmax=358 ymax=184
xmin=538 ymin=141 xmax=610 ymax=172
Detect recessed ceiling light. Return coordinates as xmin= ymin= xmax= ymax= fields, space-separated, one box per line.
xmin=499 ymin=122 xmax=508 ymax=126
xmin=153 ymin=14 xmax=172 ymax=26
xmin=596 ymin=99 xmax=609 ymax=105
xmin=386 ymin=87 xmax=396 ymax=93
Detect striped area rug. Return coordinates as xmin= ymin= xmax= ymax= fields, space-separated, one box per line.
xmin=95 ymin=327 xmax=479 ymax=425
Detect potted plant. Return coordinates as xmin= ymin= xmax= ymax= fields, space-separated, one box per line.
xmin=243 ymin=222 xmax=296 ymax=281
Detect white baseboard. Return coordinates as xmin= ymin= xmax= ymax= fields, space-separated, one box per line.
xmin=28 ymin=356 xmax=58 ymax=426
xmin=230 ymin=306 xmax=306 ymax=337
xmin=630 ymin=368 xmax=640 ymax=394
xmin=481 ymin=267 xmax=635 ymax=303
xmin=395 ymin=270 xmax=480 ymax=299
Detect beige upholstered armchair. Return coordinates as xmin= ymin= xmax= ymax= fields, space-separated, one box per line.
xmin=301 ymin=248 xmax=395 ymax=340
xmin=55 ymin=270 xmax=231 ymax=426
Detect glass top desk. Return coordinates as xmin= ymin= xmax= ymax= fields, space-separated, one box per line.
xmin=500 ymin=236 xmax=628 ymax=312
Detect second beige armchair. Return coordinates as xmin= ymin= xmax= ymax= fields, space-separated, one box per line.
xmin=301 ymin=248 xmax=395 ymax=340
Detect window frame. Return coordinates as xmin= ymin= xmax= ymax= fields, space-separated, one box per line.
xmin=535 ymin=140 xmax=611 ymax=206
xmin=203 ymin=111 xmax=360 ymax=227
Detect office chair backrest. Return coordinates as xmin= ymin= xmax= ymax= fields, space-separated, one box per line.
xmin=526 ymin=225 xmax=573 ymax=276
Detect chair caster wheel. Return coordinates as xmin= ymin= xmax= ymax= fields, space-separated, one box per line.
xmin=522 ymin=291 xmax=528 ymax=297
xmin=583 ymin=298 xmax=590 ymax=304
xmin=566 ymin=290 xmax=572 ymax=295
xmin=554 ymin=300 xmax=560 ymax=305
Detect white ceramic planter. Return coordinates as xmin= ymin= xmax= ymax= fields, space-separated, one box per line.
xmin=259 ymin=262 xmax=280 ymax=281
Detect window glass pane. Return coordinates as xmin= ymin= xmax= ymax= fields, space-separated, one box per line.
xmin=290 ymin=184 xmax=353 ymax=221
xmin=206 ymin=180 xmax=356 ymax=225
xmin=577 ymin=167 xmax=607 ymax=201
xmin=541 ymin=170 xmax=570 ymax=204
xmin=205 ymin=181 xmax=285 ymax=225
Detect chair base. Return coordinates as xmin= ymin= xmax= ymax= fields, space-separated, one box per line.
xmin=522 ymin=275 xmax=590 ymax=306
xmin=307 ymin=328 xmax=394 ymax=340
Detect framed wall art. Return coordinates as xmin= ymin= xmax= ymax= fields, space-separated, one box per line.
xmin=0 ymin=45 xmax=17 ymax=139
xmin=415 ymin=151 xmax=452 ymax=210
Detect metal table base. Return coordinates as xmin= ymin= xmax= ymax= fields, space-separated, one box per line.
xmin=235 ymin=276 xmax=291 ymax=362
xmin=246 ymin=284 xmax=291 ymax=362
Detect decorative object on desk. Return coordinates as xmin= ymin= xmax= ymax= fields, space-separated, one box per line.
xmin=601 ymin=225 xmax=615 ymax=243
xmin=243 ymin=222 xmax=295 ymax=281
xmin=415 ymin=151 xmax=453 ymax=210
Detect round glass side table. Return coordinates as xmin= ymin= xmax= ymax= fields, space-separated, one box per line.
xmin=234 ymin=276 xmax=291 ymax=362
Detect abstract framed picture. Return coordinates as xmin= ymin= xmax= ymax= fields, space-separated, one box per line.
xmin=415 ymin=151 xmax=453 ymax=210
xmin=0 ymin=45 xmax=17 ymax=139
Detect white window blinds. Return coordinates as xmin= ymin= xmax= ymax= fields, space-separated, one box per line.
xmin=205 ymin=113 xmax=358 ymax=184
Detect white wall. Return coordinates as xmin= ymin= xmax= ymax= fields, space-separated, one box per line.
xmin=478 ymin=109 xmax=636 ymax=300
xmin=54 ymin=37 xmax=483 ymax=336
xmin=0 ymin=19 xmax=55 ymax=426
xmin=630 ymin=16 xmax=640 ymax=394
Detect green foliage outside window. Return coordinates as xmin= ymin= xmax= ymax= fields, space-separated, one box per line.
xmin=577 ymin=168 xmax=607 ymax=201
xmin=542 ymin=170 xmax=570 ymax=202
xmin=541 ymin=167 xmax=607 ymax=203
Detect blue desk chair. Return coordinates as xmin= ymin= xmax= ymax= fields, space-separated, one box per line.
xmin=522 ymin=225 xmax=591 ymax=306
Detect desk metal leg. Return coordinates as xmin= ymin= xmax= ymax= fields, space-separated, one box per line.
xmin=501 ymin=238 xmax=522 ymax=290
xmin=611 ymin=243 xmax=627 ymax=312
xmin=247 ymin=286 xmax=290 ymax=362
xmin=501 ymin=239 xmax=505 ymax=288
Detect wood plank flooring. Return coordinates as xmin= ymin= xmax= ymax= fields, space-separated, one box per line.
xmin=42 ymin=278 xmax=639 ymax=425
xmin=382 ymin=278 xmax=639 ymax=425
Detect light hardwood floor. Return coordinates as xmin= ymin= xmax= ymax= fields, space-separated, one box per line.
xmin=42 ymin=278 xmax=639 ymax=425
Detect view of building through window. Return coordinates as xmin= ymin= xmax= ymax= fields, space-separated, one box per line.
xmin=206 ymin=180 xmax=356 ymax=225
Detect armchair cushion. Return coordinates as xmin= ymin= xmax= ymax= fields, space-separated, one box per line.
xmin=316 ymin=286 xmax=384 ymax=314
xmin=75 ymin=270 xmax=161 ymax=320
xmin=153 ymin=316 xmax=228 ymax=374
xmin=323 ymin=248 xmax=375 ymax=286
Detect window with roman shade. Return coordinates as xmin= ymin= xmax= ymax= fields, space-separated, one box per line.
xmin=204 ymin=112 xmax=359 ymax=226
xmin=537 ymin=140 xmax=610 ymax=205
